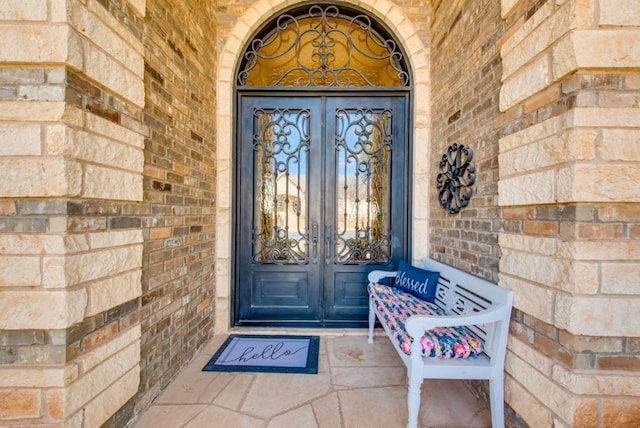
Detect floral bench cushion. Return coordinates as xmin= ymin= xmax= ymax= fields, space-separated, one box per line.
xmin=368 ymin=283 xmax=483 ymax=358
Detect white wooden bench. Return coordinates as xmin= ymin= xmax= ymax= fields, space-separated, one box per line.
xmin=367 ymin=258 xmax=514 ymax=428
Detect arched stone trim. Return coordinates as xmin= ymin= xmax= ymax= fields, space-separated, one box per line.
xmin=214 ymin=0 xmax=431 ymax=333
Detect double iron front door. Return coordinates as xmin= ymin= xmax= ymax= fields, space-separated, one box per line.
xmin=236 ymin=94 xmax=408 ymax=326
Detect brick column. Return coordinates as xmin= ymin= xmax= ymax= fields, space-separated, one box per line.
xmin=0 ymin=1 xmax=145 ymax=426
xmin=499 ymin=0 xmax=640 ymax=426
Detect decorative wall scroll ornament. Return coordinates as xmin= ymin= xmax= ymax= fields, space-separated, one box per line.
xmin=436 ymin=143 xmax=476 ymax=214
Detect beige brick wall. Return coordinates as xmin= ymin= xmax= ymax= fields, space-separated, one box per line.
xmin=0 ymin=0 xmax=145 ymax=426
xmin=500 ymin=0 xmax=640 ymax=426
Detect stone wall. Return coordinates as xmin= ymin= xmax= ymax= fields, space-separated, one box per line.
xmin=430 ymin=0 xmax=640 ymax=426
xmin=499 ymin=0 xmax=640 ymax=426
xmin=0 ymin=0 xmax=217 ymax=425
xmin=0 ymin=0 xmax=145 ymax=426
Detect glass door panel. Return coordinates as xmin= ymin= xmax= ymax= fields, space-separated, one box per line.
xmin=253 ymin=109 xmax=310 ymax=264
xmin=334 ymin=107 xmax=392 ymax=264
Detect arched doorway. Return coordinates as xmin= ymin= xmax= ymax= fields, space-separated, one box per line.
xmin=233 ymin=4 xmax=412 ymax=327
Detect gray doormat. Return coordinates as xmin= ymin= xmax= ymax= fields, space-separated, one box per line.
xmin=202 ymin=334 xmax=319 ymax=374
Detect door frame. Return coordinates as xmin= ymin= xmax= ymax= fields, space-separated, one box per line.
xmin=216 ymin=2 xmax=433 ymax=334
xmin=231 ymin=89 xmax=413 ymax=327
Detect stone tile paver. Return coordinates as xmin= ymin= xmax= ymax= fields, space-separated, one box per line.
xmin=213 ymin=373 xmax=255 ymax=410
xmin=311 ymin=392 xmax=342 ymax=428
xmin=328 ymin=334 xmax=401 ymax=367
xmin=339 ymin=386 xmax=408 ymax=428
xmin=187 ymin=405 xmax=264 ymax=428
xmin=240 ymin=355 xmax=333 ymax=418
xmin=133 ymin=333 xmax=492 ymax=428
xmin=155 ymin=370 xmax=234 ymax=405
xmin=266 ymin=405 xmax=318 ymax=428
xmin=419 ymin=379 xmax=492 ymax=427
xmin=331 ymin=366 xmax=406 ymax=388
xmin=133 ymin=404 xmax=208 ymax=427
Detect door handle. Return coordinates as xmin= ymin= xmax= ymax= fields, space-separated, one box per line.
xmin=311 ymin=221 xmax=319 ymax=264
xmin=325 ymin=223 xmax=332 ymax=265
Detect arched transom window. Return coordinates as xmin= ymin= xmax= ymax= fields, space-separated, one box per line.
xmin=237 ymin=4 xmax=410 ymax=88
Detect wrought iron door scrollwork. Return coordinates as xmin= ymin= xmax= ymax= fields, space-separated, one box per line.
xmin=253 ymin=108 xmax=310 ymax=264
xmin=436 ymin=143 xmax=476 ymax=214
xmin=334 ymin=108 xmax=392 ymax=264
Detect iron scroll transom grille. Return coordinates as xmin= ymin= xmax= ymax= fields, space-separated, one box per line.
xmin=237 ymin=4 xmax=410 ymax=88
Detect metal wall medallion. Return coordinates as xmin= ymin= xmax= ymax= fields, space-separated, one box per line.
xmin=436 ymin=144 xmax=476 ymax=214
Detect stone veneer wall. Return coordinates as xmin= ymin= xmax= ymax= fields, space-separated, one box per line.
xmin=0 ymin=0 xmax=217 ymax=425
xmin=431 ymin=0 xmax=640 ymax=426
xmin=498 ymin=0 xmax=640 ymax=426
xmin=0 ymin=0 xmax=146 ymax=426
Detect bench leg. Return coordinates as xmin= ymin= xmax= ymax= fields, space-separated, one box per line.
xmin=367 ymin=300 xmax=375 ymax=344
xmin=489 ymin=373 xmax=505 ymax=428
xmin=406 ymin=375 xmax=422 ymax=428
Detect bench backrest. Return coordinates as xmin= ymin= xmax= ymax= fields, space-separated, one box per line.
xmin=423 ymin=258 xmax=513 ymax=360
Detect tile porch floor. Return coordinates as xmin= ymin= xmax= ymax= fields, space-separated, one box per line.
xmin=132 ymin=330 xmax=492 ymax=428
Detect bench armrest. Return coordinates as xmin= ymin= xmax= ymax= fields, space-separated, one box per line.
xmin=368 ymin=270 xmax=397 ymax=283
xmin=405 ymin=304 xmax=510 ymax=338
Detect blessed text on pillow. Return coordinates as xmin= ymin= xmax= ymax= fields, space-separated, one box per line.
xmin=393 ymin=260 xmax=439 ymax=303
